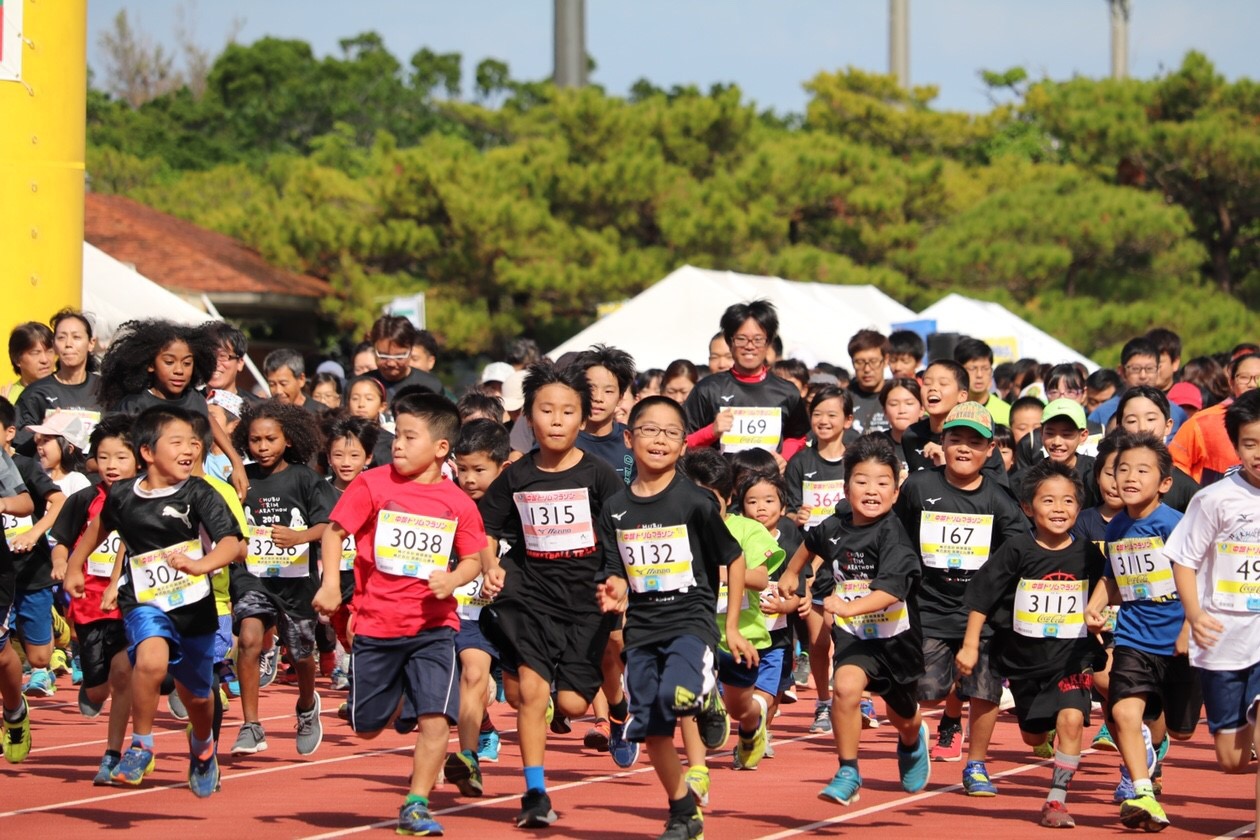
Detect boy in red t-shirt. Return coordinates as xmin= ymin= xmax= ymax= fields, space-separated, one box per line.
xmin=314 ymin=392 xmax=486 ymax=837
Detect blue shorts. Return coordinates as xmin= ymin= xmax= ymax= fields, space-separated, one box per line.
xmin=1198 ymin=664 xmax=1260 ymax=735
xmin=718 ymin=647 xmax=776 ymax=691
xmin=350 ymin=628 xmax=459 ymax=733
xmin=624 ymin=635 xmax=715 ymax=741
xmin=123 ymin=607 xmax=216 ymax=698
xmin=8 ymin=587 xmax=54 ymax=646
xmin=214 ymin=615 xmax=233 ymax=664
xmin=455 ymin=619 xmax=498 ymax=659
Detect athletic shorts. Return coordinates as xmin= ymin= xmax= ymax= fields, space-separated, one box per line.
xmin=624 ymin=635 xmax=715 ymax=741
xmin=123 ymin=606 xmax=216 ymax=698
xmin=480 ymin=602 xmax=612 ymax=703
xmin=455 ymin=619 xmax=498 ymax=659
xmin=232 ymin=589 xmax=317 ymax=661
xmin=717 ymin=649 xmax=760 ymax=690
xmin=1008 ymin=671 xmax=1094 ymax=736
xmin=8 ymin=587 xmax=54 ymax=647
xmin=79 ymin=618 xmax=129 ymax=690
xmin=214 ymin=615 xmax=233 ymax=664
xmin=831 ymin=644 xmax=919 ymax=720
xmin=1198 ymin=663 xmax=1260 ymax=735
xmin=349 ymin=628 xmax=458 ymax=733
xmin=917 ymin=636 xmax=1004 ymax=705
xmin=1108 ymin=646 xmax=1202 ymax=735
xmin=772 ymin=630 xmax=796 ymax=695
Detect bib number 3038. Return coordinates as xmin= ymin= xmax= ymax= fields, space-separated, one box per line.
xmin=129 ymin=540 xmax=209 ymax=612
xmin=373 ymin=510 xmax=455 ymax=580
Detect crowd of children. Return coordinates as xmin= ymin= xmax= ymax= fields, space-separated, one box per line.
xmin=0 ymin=303 xmax=1258 ymax=840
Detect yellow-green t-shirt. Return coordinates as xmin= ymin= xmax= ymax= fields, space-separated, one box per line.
xmin=718 ymin=513 xmax=785 ymax=653
xmin=204 ymin=474 xmax=247 ymax=617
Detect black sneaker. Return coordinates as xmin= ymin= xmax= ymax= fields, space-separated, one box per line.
xmin=697 ymin=689 xmax=730 ymax=750
xmin=658 ymin=810 xmax=704 ymax=840
xmin=517 ymin=788 xmax=558 ymax=829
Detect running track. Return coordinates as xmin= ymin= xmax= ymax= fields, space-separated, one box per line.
xmin=2 ymin=674 xmax=1255 ymax=838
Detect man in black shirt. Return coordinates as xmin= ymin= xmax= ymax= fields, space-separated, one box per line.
xmin=846 ymin=329 xmax=891 ymax=435
xmin=364 ymin=316 xmax=444 ymax=399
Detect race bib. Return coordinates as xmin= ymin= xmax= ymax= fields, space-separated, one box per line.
xmin=1013 ymin=578 xmax=1088 ymax=638
xmin=618 ymin=525 xmax=696 ymax=594
xmin=48 ymin=407 xmax=101 ymax=425
xmin=245 ymin=526 xmax=310 ymax=578
xmin=919 ymin=512 xmax=994 ymax=571
xmin=373 ymin=510 xmax=455 ymax=579
xmin=455 ymin=575 xmax=493 ymax=621
xmin=88 ymin=531 xmax=123 ymax=578
xmin=720 ymin=407 xmax=782 ymax=453
xmin=760 ymin=588 xmax=788 ymax=632
xmin=716 ymin=582 xmax=749 ymax=615
xmin=832 ymin=578 xmax=910 ymax=639
xmin=2 ymin=513 xmax=32 ymax=549
xmin=802 ymin=480 xmax=845 ymax=529
xmin=339 ymin=534 xmax=356 ymax=572
xmin=1108 ymin=536 xmax=1176 ymax=602
xmin=1210 ymin=541 xmax=1260 ymax=613
xmin=513 ymin=489 xmax=594 ymax=555
xmin=129 ymin=540 xmax=209 ymax=612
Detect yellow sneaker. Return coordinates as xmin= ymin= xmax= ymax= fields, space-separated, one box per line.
xmin=734 ymin=704 xmax=767 ymax=770
xmin=2 ymin=706 xmax=32 ymax=764
xmin=685 ymin=765 xmax=710 ymax=808
xmin=51 ymin=609 xmax=72 ymax=649
xmin=1033 ymin=729 xmax=1055 ymax=760
xmin=50 ymin=648 xmax=71 ymax=677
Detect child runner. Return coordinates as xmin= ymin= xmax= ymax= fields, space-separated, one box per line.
xmin=29 ymin=412 xmax=92 ymax=498
xmin=1114 ymin=385 xmax=1200 ymax=512
xmin=894 ymin=402 xmax=1026 ymax=793
xmin=776 ymin=433 xmax=931 ymax=807
xmin=478 ymin=362 xmax=627 ymax=827
xmin=12 ymin=309 xmax=101 ymax=456
xmin=347 ymin=376 xmax=396 ymax=468
xmin=958 ymin=460 xmax=1107 ymax=828
xmin=1167 ymin=389 xmax=1260 ymax=840
xmin=314 ymin=392 xmax=486 ymax=836
xmin=0 ymin=446 xmax=35 ymax=762
xmin=204 ymin=389 xmax=244 ymax=483
xmin=64 ymin=405 xmax=244 ymax=797
xmin=594 ymin=395 xmax=749 ymax=840
xmin=879 ymin=378 xmax=924 ymax=484
xmin=229 ymin=400 xmax=335 ymax=756
xmin=1084 ymin=432 xmax=1200 ymax=831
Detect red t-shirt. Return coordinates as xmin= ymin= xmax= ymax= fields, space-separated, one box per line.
xmin=330 ymin=465 xmax=486 ymax=638
xmin=71 ymin=487 xmax=124 ymax=626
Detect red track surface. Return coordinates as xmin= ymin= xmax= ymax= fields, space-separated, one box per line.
xmin=2 ymin=675 xmax=1255 ymax=839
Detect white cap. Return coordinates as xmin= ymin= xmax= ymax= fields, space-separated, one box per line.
xmin=481 ymin=361 xmax=516 ymax=385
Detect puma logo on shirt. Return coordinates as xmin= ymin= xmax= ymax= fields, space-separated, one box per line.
xmin=161 ymin=504 xmax=192 ymax=529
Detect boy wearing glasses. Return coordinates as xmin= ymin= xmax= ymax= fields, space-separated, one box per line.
xmin=364 ymin=315 xmax=445 ymax=400
xmin=847 ymin=329 xmax=892 ymax=435
xmin=1090 ymin=337 xmax=1190 ymax=433
xmin=954 ymin=338 xmax=1010 ymax=427
xmin=201 ymin=322 xmax=260 ymax=404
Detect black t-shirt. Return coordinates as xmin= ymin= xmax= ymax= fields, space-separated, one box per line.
xmin=13 ymin=374 xmax=103 ymax=454
xmin=901 ymin=419 xmax=1010 ymax=489
xmin=1163 ymin=468 xmax=1199 ymax=514
xmin=371 ymin=428 xmax=395 ymax=472
xmin=232 ymin=463 xmax=337 ymax=617
xmin=50 ymin=484 xmax=99 ymax=548
xmin=577 ymin=423 xmax=635 ymax=485
xmin=682 ymin=370 xmax=809 ymax=453
xmin=848 ymin=386 xmax=888 ymax=435
xmin=10 ymin=455 xmax=60 ymax=591
xmin=964 ymin=532 xmax=1105 ymax=681
xmin=774 ymin=518 xmax=804 ymax=576
xmin=895 ymin=468 xmax=1029 ymax=639
xmin=103 ymin=476 xmax=242 ymax=636
xmin=1011 ymin=454 xmax=1098 ymax=509
xmin=0 ymin=451 xmax=30 ymax=609
xmin=803 ymin=510 xmax=923 ymax=681
xmin=595 ymin=473 xmax=741 ymax=650
xmin=783 ymin=446 xmax=845 ymax=517
xmin=114 ymin=388 xmax=209 ymax=418
xmin=1070 ymin=506 xmax=1114 ymax=548
xmin=367 ymin=368 xmax=444 ymax=400
xmin=481 ymin=450 xmax=623 ymax=618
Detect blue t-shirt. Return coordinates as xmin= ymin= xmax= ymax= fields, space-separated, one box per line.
xmin=1104 ymin=504 xmax=1185 ymax=655
xmin=1090 ymin=396 xmax=1187 ymax=438
xmin=575 ymin=422 xmax=636 ymax=485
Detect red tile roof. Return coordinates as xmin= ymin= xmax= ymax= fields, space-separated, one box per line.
xmin=85 ymin=193 xmax=331 ymax=299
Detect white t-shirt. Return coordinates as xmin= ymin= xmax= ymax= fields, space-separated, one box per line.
xmin=1164 ymin=471 xmax=1260 ymax=670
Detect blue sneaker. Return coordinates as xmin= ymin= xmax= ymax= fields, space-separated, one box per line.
xmin=609 ymin=716 xmax=640 ymax=768
xmin=962 ymin=760 xmax=998 ymax=796
xmin=859 ymin=697 xmax=880 ymax=729
xmin=819 ymin=765 xmax=862 ymax=806
xmin=22 ymin=668 xmax=55 ymax=697
xmin=477 ymin=729 xmax=501 ymax=763
xmin=187 ymin=735 xmax=220 ymax=798
xmin=111 ymin=745 xmax=156 ymax=786
xmin=897 ymin=722 xmax=932 ymax=793
xmin=71 ymin=656 xmax=83 ymax=686
xmin=396 ymin=799 xmax=444 ymax=835
xmin=1113 ymin=766 xmax=1137 ymax=804
xmin=93 ymin=753 xmax=120 ymax=786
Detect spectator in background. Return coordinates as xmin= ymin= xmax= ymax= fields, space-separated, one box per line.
xmin=1181 ymin=356 xmax=1229 ymax=407
xmin=954 ymin=337 xmax=1011 ymax=426
xmin=887 ymin=329 xmax=925 ymax=380
xmin=363 ymin=316 xmax=443 ymax=399
xmin=846 ymin=329 xmax=890 ymax=434
xmin=350 ymin=341 xmax=376 ymax=377
xmin=1084 ymin=368 xmax=1122 ymax=413
xmin=1146 ymin=327 xmax=1183 ymax=393
xmin=311 ymin=370 xmax=344 ymax=410
xmin=506 ymin=338 xmax=541 ymax=371
xmin=480 ymin=362 xmax=516 ymax=399
xmin=202 ymin=322 xmax=259 ymax=403
xmin=264 ymin=348 xmax=323 ymax=415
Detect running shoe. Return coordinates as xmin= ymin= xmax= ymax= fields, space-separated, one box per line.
xmin=477 ymin=729 xmax=501 ymax=763
xmin=733 ymin=704 xmax=767 ymax=770
xmin=71 ymin=655 xmax=83 ymax=686
xmin=187 ymin=734 xmax=220 ymax=799
xmin=111 ymin=745 xmax=156 ymax=785
xmin=897 ymin=722 xmax=931 ymax=793
xmin=396 ymin=800 xmax=444 ymax=836
xmin=584 ymin=718 xmax=610 ymax=751
xmin=684 ymin=766 xmax=710 ymax=808
xmin=1033 ymin=729 xmax=1056 ymax=760
xmin=443 ymin=749 xmax=484 ymax=797
xmin=609 ymin=716 xmax=640 ymax=768
xmin=231 ymin=722 xmax=268 ymax=755
xmin=1113 ymin=767 xmax=1137 ymax=804
xmin=548 ymin=696 xmax=571 ymax=735
xmin=809 ymin=702 xmax=832 ymax=734
xmin=782 ymin=685 xmax=798 ymax=704
xmin=859 ymin=697 xmax=880 ymax=729
xmin=93 ymin=752 xmax=119 ymax=785
xmin=1120 ymin=793 xmax=1170 ymax=832
xmin=930 ymin=720 xmax=963 ymax=762
xmin=2 ymin=707 xmax=31 ymax=764
xmin=78 ymin=683 xmax=104 ymax=718
xmin=330 ymin=667 xmax=350 ymax=691
xmin=819 ymin=765 xmax=862 ymax=806
xmin=657 ymin=810 xmax=704 ymax=839
xmin=793 ymin=652 xmax=811 ymax=687
xmin=1092 ymin=721 xmax=1117 ymax=751
xmin=168 ymin=690 xmax=189 ymax=721
xmin=50 ymin=648 xmax=71 ymax=677
xmin=1039 ymin=799 xmax=1075 ymax=829
xmin=258 ymin=648 xmax=279 ymax=689
xmin=962 ymin=760 xmax=998 ymax=796
xmin=517 ymin=789 xmax=558 ymax=828
xmin=697 ymin=689 xmax=730 ymax=750
xmin=295 ymin=693 xmax=323 ymax=755
xmin=23 ymin=668 xmax=55 ymax=697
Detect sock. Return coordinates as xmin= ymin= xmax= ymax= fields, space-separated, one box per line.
xmin=3 ymin=699 xmax=27 ymax=723
xmin=132 ymin=733 xmax=155 ymax=751
xmin=839 ymin=757 xmax=859 ymax=772
xmin=668 ymin=791 xmax=698 ymax=820
xmin=105 ymin=749 xmax=122 ymax=761
xmin=939 ymin=713 xmax=962 ymax=732
xmin=1047 ymin=751 xmax=1080 ymax=804
xmin=480 ymin=712 xmax=495 ymax=734
xmin=524 ymin=765 xmax=546 ymax=793
xmin=190 ymin=732 xmax=214 ymax=761
xmin=405 ymin=794 xmax=429 ymax=807
xmin=609 ymin=697 xmax=629 ymax=722
xmin=816 ymin=699 xmax=831 ymax=710
xmin=1134 ymin=778 xmax=1154 ymax=797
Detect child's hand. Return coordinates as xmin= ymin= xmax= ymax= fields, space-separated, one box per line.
xmin=791 ymin=509 xmax=812 ymax=528
xmin=954 ymin=644 xmax=979 ymax=677
xmin=311 ymin=586 xmax=341 ymax=617
xmin=64 ymin=568 xmax=86 ymax=600
xmin=596 ymin=578 xmax=627 ymax=613
xmin=726 ymin=630 xmax=760 ymax=668
xmin=922 ymin=442 xmax=945 ymax=466
xmin=772 ymin=452 xmax=788 ymax=474
xmin=231 ymin=470 xmax=249 ymax=502
xmin=427 ymin=569 xmax=457 ymax=599
xmin=168 ymin=553 xmax=204 ymax=575
xmin=712 ymin=409 xmax=734 ymax=436
xmin=482 ymin=565 xmax=507 ymax=598
xmin=822 ymin=594 xmax=844 ymax=617
xmin=1085 ymin=606 xmax=1107 ymax=634
xmin=51 ymin=554 xmax=68 ymax=582
xmin=796 ymin=590 xmax=813 ymax=618
xmin=100 ymin=582 xmax=119 ymax=612
xmin=777 ymin=571 xmax=799 ymax=601
xmin=760 ymin=591 xmax=792 ymax=616
xmin=8 ymin=533 xmax=36 ymax=553
xmin=270 ymin=526 xmax=303 ymax=548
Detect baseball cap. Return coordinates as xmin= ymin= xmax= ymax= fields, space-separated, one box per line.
xmin=1041 ymin=397 xmax=1088 ymax=430
xmin=501 ymin=369 xmax=528 ymax=412
xmin=207 ymin=389 xmax=244 ymax=420
xmin=941 ymin=401 xmax=994 ymax=439
xmin=1167 ymin=382 xmax=1203 ymax=411
xmin=315 ymin=360 xmax=346 ymax=380
xmin=27 ymin=412 xmax=93 ymax=451
xmin=481 ymin=361 xmax=516 ymax=385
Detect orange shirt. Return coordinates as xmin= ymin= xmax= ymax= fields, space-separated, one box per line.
xmin=1170 ymin=400 xmax=1237 ymax=485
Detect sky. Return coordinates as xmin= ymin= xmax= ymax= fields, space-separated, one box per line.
xmin=85 ymin=0 xmax=1259 ymax=114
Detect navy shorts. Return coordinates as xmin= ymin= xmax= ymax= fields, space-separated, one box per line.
xmin=123 ymin=606 xmax=216 ymax=698
xmin=455 ymin=619 xmax=498 ymax=659
xmin=9 ymin=587 xmax=54 ymax=646
xmin=350 ymin=627 xmax=459 ymax=733
xmin=718 ymin=648 xmax=768 ymax=690
xmin=1198 ymin=663 xmax=1260 ymax=735
xmin=624 ymin=635 xmax=715 ymax=741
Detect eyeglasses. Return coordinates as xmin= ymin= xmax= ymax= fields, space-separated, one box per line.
xmin=215 ymin=353 xmax=240 ymax=364
xmin=1046 ymin=388 xmax=1083 ymax=400
xmin=964 ymin=364 xmax=992 ymax=376
xmin=1235 ymin=373 xmax=1260 ymax=386
xmin=373 ymin=348 xmax=411 ymax=361
xmin=731 ymin=335 xmax=767 ymax=349
xmin=852 ymin=358 xmax=884 ymax=370
xmin=632 ymin=424 xmax=685 ymax=441
xmin=1124 ymin=364 xmax=1157 ymax=376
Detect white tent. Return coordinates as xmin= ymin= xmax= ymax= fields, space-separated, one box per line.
xmin=918 ymin=293 xmax=1099 ymax=371
xmin=83 ymin=242 xmax=215 ymax=346
xmin=549 ymin=265 xmax=918 ymax=370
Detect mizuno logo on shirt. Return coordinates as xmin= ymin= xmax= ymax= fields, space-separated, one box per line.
xmin=161 ymin=504 xmax=192 ymax=529
xmin=46 ymin=396 xmax=58 ymax=403
xmin=804 ymin=471 xmax=817 ymax=478
xmin=720 ymin=395 xmax=735 ymax=403
xmin=926 ymin=497 xmax=941 ymax=505
xmin=829 ymin=536 xmax=842 ymax=545
xmin=610 ymin=511 xmax=626 ymax=521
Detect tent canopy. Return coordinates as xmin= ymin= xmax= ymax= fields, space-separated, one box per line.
xmin=84 ymin=242 xmax=214 ymax=347
xmin=917 ymin=293 xmax=1098 ymax=371
xmin=549 ymin=265 xmax=917 ymax=371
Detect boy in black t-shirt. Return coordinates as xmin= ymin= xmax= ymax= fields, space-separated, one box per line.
xmin=66 ymin=405 xmax=243 ymax=798
xmin=902 ymin=361 xmax=1010 ymax=487
xmin=958 ymin=460 xmax=1106 ymax=829
xmin=595 ymin=396 xmax=746 ymax=840
xmin=778 ymin=434 xmax=931 ymax=808
xmin=0 ymin=444 xmax=35 ymax=763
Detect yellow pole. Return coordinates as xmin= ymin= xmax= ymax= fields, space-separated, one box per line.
xmin=0 ymin=0 xmax=87 ymax=352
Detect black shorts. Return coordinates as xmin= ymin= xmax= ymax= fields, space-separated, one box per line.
xmin=79 ymin=618 xmax=129 ymax=690
xmin=480 ymin=603 xmax=612 ymax=703
xmin=455 ymin=619 xmax=498 ymax=659
xmin=832 ymin=643 xmax=919 ymax=720
xmin=349 ymin=627 xmax=459 ymax=733
xmin=232 ymin=589 xmax=317 ymax=661
xmin=1009 ymin=671 xmax=1094 ymax=735
xmin=772 ymin=629 xmax=796 ymax=695
xmin=1108 ymin=646 xmax=1203 ymax=735
xmin=918 ymin=636 xmax=1004 ymax=705
xmin=624 ymin=635 xmax=715 ymax=741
